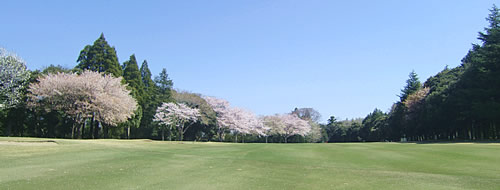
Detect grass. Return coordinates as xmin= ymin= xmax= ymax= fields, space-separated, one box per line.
xmin=0 ymin=137 xmax=499 ymax=189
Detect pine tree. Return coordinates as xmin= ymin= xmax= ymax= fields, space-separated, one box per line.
xmin=399 ymin=70 xmax=422 ymax=102
xmin=76 ymin=33 xmax=122 ymax=77
xmin=140 ymin=60 xmax=155 ymax=90
xmin=123 ymin=54 xmax=145 ymax=103
xmin=122 ymin=54 xmax=145 ymax=139
xmin=138 ymin=60 xmax=157 ymax=138
xmin=155 ymin=68 xmax=174 ymax=102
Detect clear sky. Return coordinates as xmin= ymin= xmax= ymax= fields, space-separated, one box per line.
xmin=1 ymin=0 xmax=497 ymax=123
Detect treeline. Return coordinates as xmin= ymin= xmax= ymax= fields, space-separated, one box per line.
xmin=0 ymin=34 xmax=180 ymax=140
xmin=0 ymin=34 xmax=320 ymax=143
xmin=322 ymin=5 xmax=500 ymax=142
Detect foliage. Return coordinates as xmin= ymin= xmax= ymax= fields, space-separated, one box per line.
xmin=154 ymin=102 xmax=200 ymax=141
xmin=0 ymin=48 xmax=30 ymax=109
xmin=262 ymin=114 xmax=310 ymax=143
xmin=122 ymin=54 xmax=145 ymax=138
xmin=76 ymin=33 xmax=122 ymax=77
xmin=399 ymin=70 xmax=422 ymax=102
xmin=291 ymin=108 xmax=321 ymax=123
xmin=27 ymin=71 xmax=137 ymax=138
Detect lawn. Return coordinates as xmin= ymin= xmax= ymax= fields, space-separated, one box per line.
xmin=0 ymin=137 xmax=499 ymax=189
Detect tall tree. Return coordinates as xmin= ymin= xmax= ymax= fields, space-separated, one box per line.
xmin=154 ymin=68 xmax=173 ymax=102
xmin=123 ymin=54 xmax=145 ymax=102
xmin=122 ymin=54 xmax=146 ymax=139
xmin=137 ymin=60 xmax=158 ymax=138
xmin=76 ymin=33 xmax=122 ymax=77
xmin=399 ymin=70 xmax=422 ymax=102
xmin=140 ymin=60 xmax=155 ymax=91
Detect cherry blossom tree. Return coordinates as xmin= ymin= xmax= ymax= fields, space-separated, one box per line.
xmin=0 ymin=48 xmax=30 ymax=109
xmin=263 ymin=114 xmax=311 ymax=143
xmin=204 ymin=96 xmax=231 ymax=141
xmin=154 ymin=102 xmax=200 ymax=141
xmin=28 ymin=71 xmax=137 ymax=138
xmin=204 ymin=96 xmax=269 ymax=142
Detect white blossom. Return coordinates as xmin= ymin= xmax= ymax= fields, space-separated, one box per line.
xmin=0 ymin=48 xmax=30 ymax=109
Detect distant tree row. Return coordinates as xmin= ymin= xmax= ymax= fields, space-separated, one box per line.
xmin=322 ymin=5 xmax=500 ymax=142
xmin=0 ymin=34 xmax=318 ymax=143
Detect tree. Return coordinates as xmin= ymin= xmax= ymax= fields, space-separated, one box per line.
xmin=262 ymin=114 xmax=311 ymax=143
xmin=122 ymin=54 xmax=145 ymax=139
xmin=204 ymin=96 xmax=232 ymax=141
xmin=154 ymin=102 xmax=200 ymax=141
xmin=204 ymin=96 xmax=268 ymax=142
xmin=292 ymin=108 xmax=321 ymax=123
xmin=173 ymin=91 xmax=217 ymax=141
xmin=222 ymin=107 xmax=264 ymax=143
xmin=138 ymin=60 xmax=159 ymax=139
xmin=0 ymin=48 xmax=30 ymax=109
xmin=399 ymin=70 xmax=422 ymax=102
xmin=305 ymin=121 xmax=323 ymax=143
xmin=27 ymin=71 xmax=137 ymax=139
xmin=140 ymin=60 xmax=155 ymax=91
xmin=76 ymin=33 xmax=122 ymax=77
xmin=154 ymin=68 xmax=173 ymax=102
xmin=361 ymin=108 xmax=388 ymax=141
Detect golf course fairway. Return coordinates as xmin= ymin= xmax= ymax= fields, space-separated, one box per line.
xmin=0 ymin=137 xmax=499 ymax=189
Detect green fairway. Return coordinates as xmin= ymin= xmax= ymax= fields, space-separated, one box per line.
xmin=0 ymin=137 xmax=499 ymax=189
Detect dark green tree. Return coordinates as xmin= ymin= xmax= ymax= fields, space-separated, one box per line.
xmin=399 ymin=70 xmax=422 ymax=102
xmin=154 ymin=68 xmax=174 ymax=102
xmin=137 ymin=60 xmax=157 ymax=138
xmin=76 ymin=33 xmax=122 ymax=77
xmin=122 ymin=54 xmax=145 ymax=139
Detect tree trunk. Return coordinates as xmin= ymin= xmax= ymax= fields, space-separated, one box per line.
xmin=235 ymin=134 xmax=238 ymax=143
xmin=71 ymin=122 xmax=76 ymax=139
xmin=178 ymin=126 xmax=184 ymax=141
xmin=218 ymin=129 xmax=223 ymax=142
xmin=265 ymin=136 xmax=268 ymax=143
xmin=242 ymin=134 xmax=244 ymax=143
xmin=89 ymin=115 xmax=94 ymax=139
xmin=6 ymin=122 xmax=11 ymax=137
xmin=103 ymin=124 xmax=108 ymax=139
xmin=162 ymin=128 xmax=165 ymax=141
xmin=169 ymin=129 xmax=172 ymax=141
xmin=127 ymin=126 xmax=130 ymax=139
xmin=94 ymin=121 xmax=100 ymax=139
xmin=284 ymin=136 xmax=288 ymax=143
xmin=81 ymin=119 xmax=86 ymax=139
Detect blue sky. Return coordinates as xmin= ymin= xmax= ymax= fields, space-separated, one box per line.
xmin=1 ymin=0 xmax=497 ymax=123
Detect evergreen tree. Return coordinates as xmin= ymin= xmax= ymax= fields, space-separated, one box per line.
xmin=399 ymin=70 xmax=422 ymax=102
xmin=137 ymin=60 xmax=157 ymax=138
xmin=140 ymin=60 xmax=155 ymax=90
xmin=154 ymin=68 xmax=174 ymax=102
xmin=76 ymin=33 xmax=122 ymax=77
xmin=123 ymin=54 xmax=145 ymax=103
xmin=122 ymin=54 xmax=145 ymax=139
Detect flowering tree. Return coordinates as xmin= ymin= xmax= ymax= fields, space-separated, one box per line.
xmin=224 ymin=107 xmax=264 ymax=142
xmin=0 ymin=48 xmax=30 ymax=109
xmin=204 ymin=96 xmax=269 ymax=142
xmin=204 ymin=96 xmax=231 ymax=141
xmin=154 ymin=102 xmax=200 ymax=141
xmin=28 ymin=71 xmax=137 ymax=138
xmin=263 ymin=114 xmax=311 ymax=143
